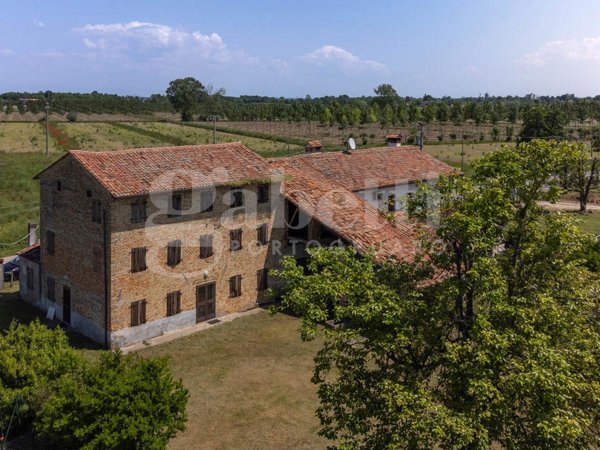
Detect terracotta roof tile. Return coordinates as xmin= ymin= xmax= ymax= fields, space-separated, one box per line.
xmin=277 ymin=146 xmax=455 ymax=191
xmin=306 ymin=140 xmax=322 ymax=148
xmin=65 ymin=143 xmax=273 ymax=198
xmin=274 ymin=160 xmax=419 ymax=262
xmin=17 ymin=243 xmax=40 ymax=264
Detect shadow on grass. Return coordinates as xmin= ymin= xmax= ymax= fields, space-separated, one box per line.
xmin=0 ymin=287 xmax=103 ymax=352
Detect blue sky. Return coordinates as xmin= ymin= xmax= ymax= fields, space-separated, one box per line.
xmin=2 ymin=0 xmax=600 ymax=97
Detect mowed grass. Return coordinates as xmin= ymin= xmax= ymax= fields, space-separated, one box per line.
xmin=137 ymin=310 xmax=327 ymax=450
xmin=0 ymin=122 xmax=60 ymax=153
xmin=57 ymin=122 xmax=166 ymax=150
xmin=0 ymin=294 xmax=328 ymax=449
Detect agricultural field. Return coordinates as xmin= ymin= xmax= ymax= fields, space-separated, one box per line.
xmin=0 ymin=122 xmax=59 ymax=153
xmin=425 ymin=141 xmax=514 ymax=170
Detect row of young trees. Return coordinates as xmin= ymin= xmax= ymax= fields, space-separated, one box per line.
xmin=5 ymin=82 xmax=600 ymax=126
xmin=0 ymin=321 xmax=188 ymax=448
xmin=274 ymin=140 xmax=600 ymax=449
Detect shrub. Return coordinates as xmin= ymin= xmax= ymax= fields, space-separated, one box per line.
xmin=66 ymin=112 xmax=77 ymax=122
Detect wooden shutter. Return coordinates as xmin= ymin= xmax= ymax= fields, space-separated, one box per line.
xmin=46 ymin=230 xmax=55 ymax=255
xmin=257 ymin=268 xmax=268 ymax=291
xmin=93 ymin=247 xmax=102 ymax=273
xmin=167 ymin=291 xmax=181 ymax=316
xmin=167 ymin=240 xmax=181 ymax=266
xmin=200 ymin=235 xmax=213 ymax=258
xmin=230 ymin=229 xmax=243 ymax=252
xmin=200 ymin=189 xmax=213 ymax=212
xmin=92 ymin=199 xmax=102 ymax=223
xmin=131 ymin=200 xmax=147 ymax=223
xmin=258 ymin=183 xmax=269 ymax=203
xmin=257 ymin=224 xmax=268 ymax=245
xmin=131 ymin=301 xmax=139 ymax=327
xmin=131 ymin=247 xmax=147 ymax=272
xmin=47 ymin=277 xmax=55 ymax=301
xmin=140 ymin=300 xmax=147 ymax=324
xmin=229 ymin=275 xmax=242 ymax=297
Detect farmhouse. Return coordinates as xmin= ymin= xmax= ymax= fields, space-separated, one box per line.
xmin=27 ymin=142 xmax=453 ymax=347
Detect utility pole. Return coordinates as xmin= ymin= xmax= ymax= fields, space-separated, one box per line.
xmin=461 ymin=139 xmax=465 ymax=172
xmin=44 ymin=90 xmax=52 ymax=157
xmin=417 ymin=122 xmax=424 ymax=151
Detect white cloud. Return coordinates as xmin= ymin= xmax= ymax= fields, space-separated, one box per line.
xmin=519 ymin=36 xmax=600 ymax=67
xmin=304 ymin=45 xmax=386 ymax=71
xmin=0 ymin=48 xmax=13 ymax=56
xmin=74 ymin=21 xmax=251 ymax=64
xmin=33 ymin=18 xmax=45 ymax=28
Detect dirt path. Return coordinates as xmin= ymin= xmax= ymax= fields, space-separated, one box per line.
xmin=539 ymin=201 xmax=600 ymax=212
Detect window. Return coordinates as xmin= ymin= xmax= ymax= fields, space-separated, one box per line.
xmin=199 ymin=234 xmax=213 ymax=258
xmin=131 ymin=200 xmax=147 ymax=223
xmin=230 ymin=188 xmax=243 ymax=208
xmin=93 ymin=247 xmax=102 ymax=273
xmin=86 ymin=190 xmax=92 ymax=197
xmin=130 ymin=300 xmax=147 ymax=327
xmin=375 ymin=191 xmax=384 ymax=201
xmin=257 ymin=224 xmax=268 ymax=246
xmin=200 ymin=189 xmax=214 ymax=212
xmin=167 ymin=291 xmax=182 ymax=317
xmin=230 ymin=229 xmax=243 ymax=252
xmin=56 ymin=181 xmax=61 ymax=191
xmin=167 ymin=240 xmax=182 ymax=267
xmin=47 ymin=277 xmax=55 ymax=301
xmin=257 ymin=268 xmax=268 ymax=291
xmin=258 ymin=183 xmax=269 ymax=203
xmin=169 ymin=193 xmax=182 ymax=217
xmin=92 ymin=199 xmax=102 ymax=223
xmin=387 ymin=194 xmax=396 ymax=212
xmin=229 ymin=275 xmax=242 ymax=298
xmin=46 ymin=230 xmax=55 ymax=255
xmin=131 ymin=247 xmax=147 ymax=273
xmin=26 ymin=267 xmax=34 ymax=291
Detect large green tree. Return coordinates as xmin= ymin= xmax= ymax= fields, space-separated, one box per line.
xmin=35 ymin=351 xmax=189 ymax=449
xmin=519 ymin=106 xmax=566 ymax=142
xmin=275 ymin=140 xmax=600 ymax=449
xmin=166 ymin=77 xmax=207 ymax=121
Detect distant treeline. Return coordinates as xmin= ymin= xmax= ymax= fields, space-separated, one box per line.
xmin=3 ymin=90 xmax=600 ymax=127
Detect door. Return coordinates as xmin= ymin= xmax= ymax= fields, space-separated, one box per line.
xmin=63 ymin=285 xmax=71 ymax=325
xmin=196 ymin=282 xmax=216 ymax=323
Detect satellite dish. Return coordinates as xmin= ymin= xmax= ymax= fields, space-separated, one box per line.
xmin=347 ymin=137 xmax=356 ymax=151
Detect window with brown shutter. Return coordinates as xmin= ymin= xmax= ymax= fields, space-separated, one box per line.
xmin=131 ymin=247 xmax=147 ymax=273
xmin=257 ymin=224 xmax=268 ymax=246
xmin=47 ymin=277 xmax=55 ymax=301
xmin=257 ymin=268 xmax=268 ymax=291
xmin=46 ymin=230 xmax=55 ymax=255
xmin=26 ymin=267 xmax=34 ymax=291
xmin=200 ymin=189 xmax=214 ymax=213
xmin=92 ymin=199 xmax=102 ymax=223
xmin=169 ymin=193 xmax=182 ymax=217
xmin=199 ymin=234 xmax=213 ymax=258
xmin=166 ymin=291 xmax=181 ymax=317
xmin=93 ymin=247 xmax=102 ymax=273
xmin=229 ymin=275 xmax=242 ymax=298
xmin=167 ymin=240 xmax=182 ymax=266
xmin=230 ymin=188 xmax=243 ymax=208
xmin=131 ymin=299 xmax=147 ymax=327
xmin=230 ymin=229 xmax=243 ymax=252
xmin=258 ymin=183 xmax=269 ymax=203
xmin=131 ymin=200 xmax=147 ymax=223
xmin=387 ymin=194 xmax=396 ymax=212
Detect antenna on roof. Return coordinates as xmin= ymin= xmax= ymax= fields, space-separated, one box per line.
xmin=346 ymin=137 xmax=356 ymax=153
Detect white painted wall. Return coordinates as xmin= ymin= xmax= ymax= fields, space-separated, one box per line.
xmin=356 ymin=180 xmax=436 ymax=212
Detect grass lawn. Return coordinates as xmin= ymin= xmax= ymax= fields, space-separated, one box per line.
xmin=137 ymin=310 xmax=328 ymax=450
xmin=572 ymin=211 xmax=600 ymax=235
xmin=0 ymin=123 xmax=60 ymax=153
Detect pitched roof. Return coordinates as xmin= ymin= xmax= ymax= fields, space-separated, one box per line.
xmin=17 ymin=243 xmax=40 ymax=264
xmin=37 ymin=143 xmax=273 ymax=198
xmin=385 ymin=133 xmax=403 ymax=140
xmin=278 ymin=146 xmax=455 ymax=191
xmin=274 ymin=160 xmax=419 ymax=262
xmin=306 ymin=140 xmax=322 ymax=148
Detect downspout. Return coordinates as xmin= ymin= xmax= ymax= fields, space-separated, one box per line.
xmin=103 ymin=208 xmax=109 ymax=349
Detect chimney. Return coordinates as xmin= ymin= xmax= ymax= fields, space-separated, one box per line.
xmin=28 ymin=223 xmax=37 ymax=246
xmin=385 ymin=133 xmax=402 ymax=148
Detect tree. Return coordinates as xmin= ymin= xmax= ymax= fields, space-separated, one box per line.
xmin=166 ymin=77 xmax=207 ymax=121
xmin=35 ymin=351 xmax=189 ymax=449
xmin=564 ymin=142 xmax=600 ymax=212
xmin=591 ymin=126 xmax=600 ymax=153
xmin=274 ymin=140 xmax=600 ymax=449
xmin=0 ymin=320 xmax=79 ymax=438
xmin=374 ymin=84 xmax=398 ymax=108
xmin=519 ymin=106 xmax=566 ymax=142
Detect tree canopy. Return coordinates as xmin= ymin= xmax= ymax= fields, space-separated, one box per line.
xmin=165 ymin=77 xmax=207 ymax=121
xmin=274 ymin=140 xmax=600 ymax=449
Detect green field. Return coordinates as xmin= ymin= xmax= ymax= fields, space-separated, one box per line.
xmin=0 ymin=290 xmax=327 ymax=449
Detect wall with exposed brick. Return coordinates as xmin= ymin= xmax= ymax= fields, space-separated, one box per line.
xmin=38 ymin=156 xmax=111 ymax=344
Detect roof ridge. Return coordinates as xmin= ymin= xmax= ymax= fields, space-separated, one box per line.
xmin=69 ymin=141 xmax=245 ymax=156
